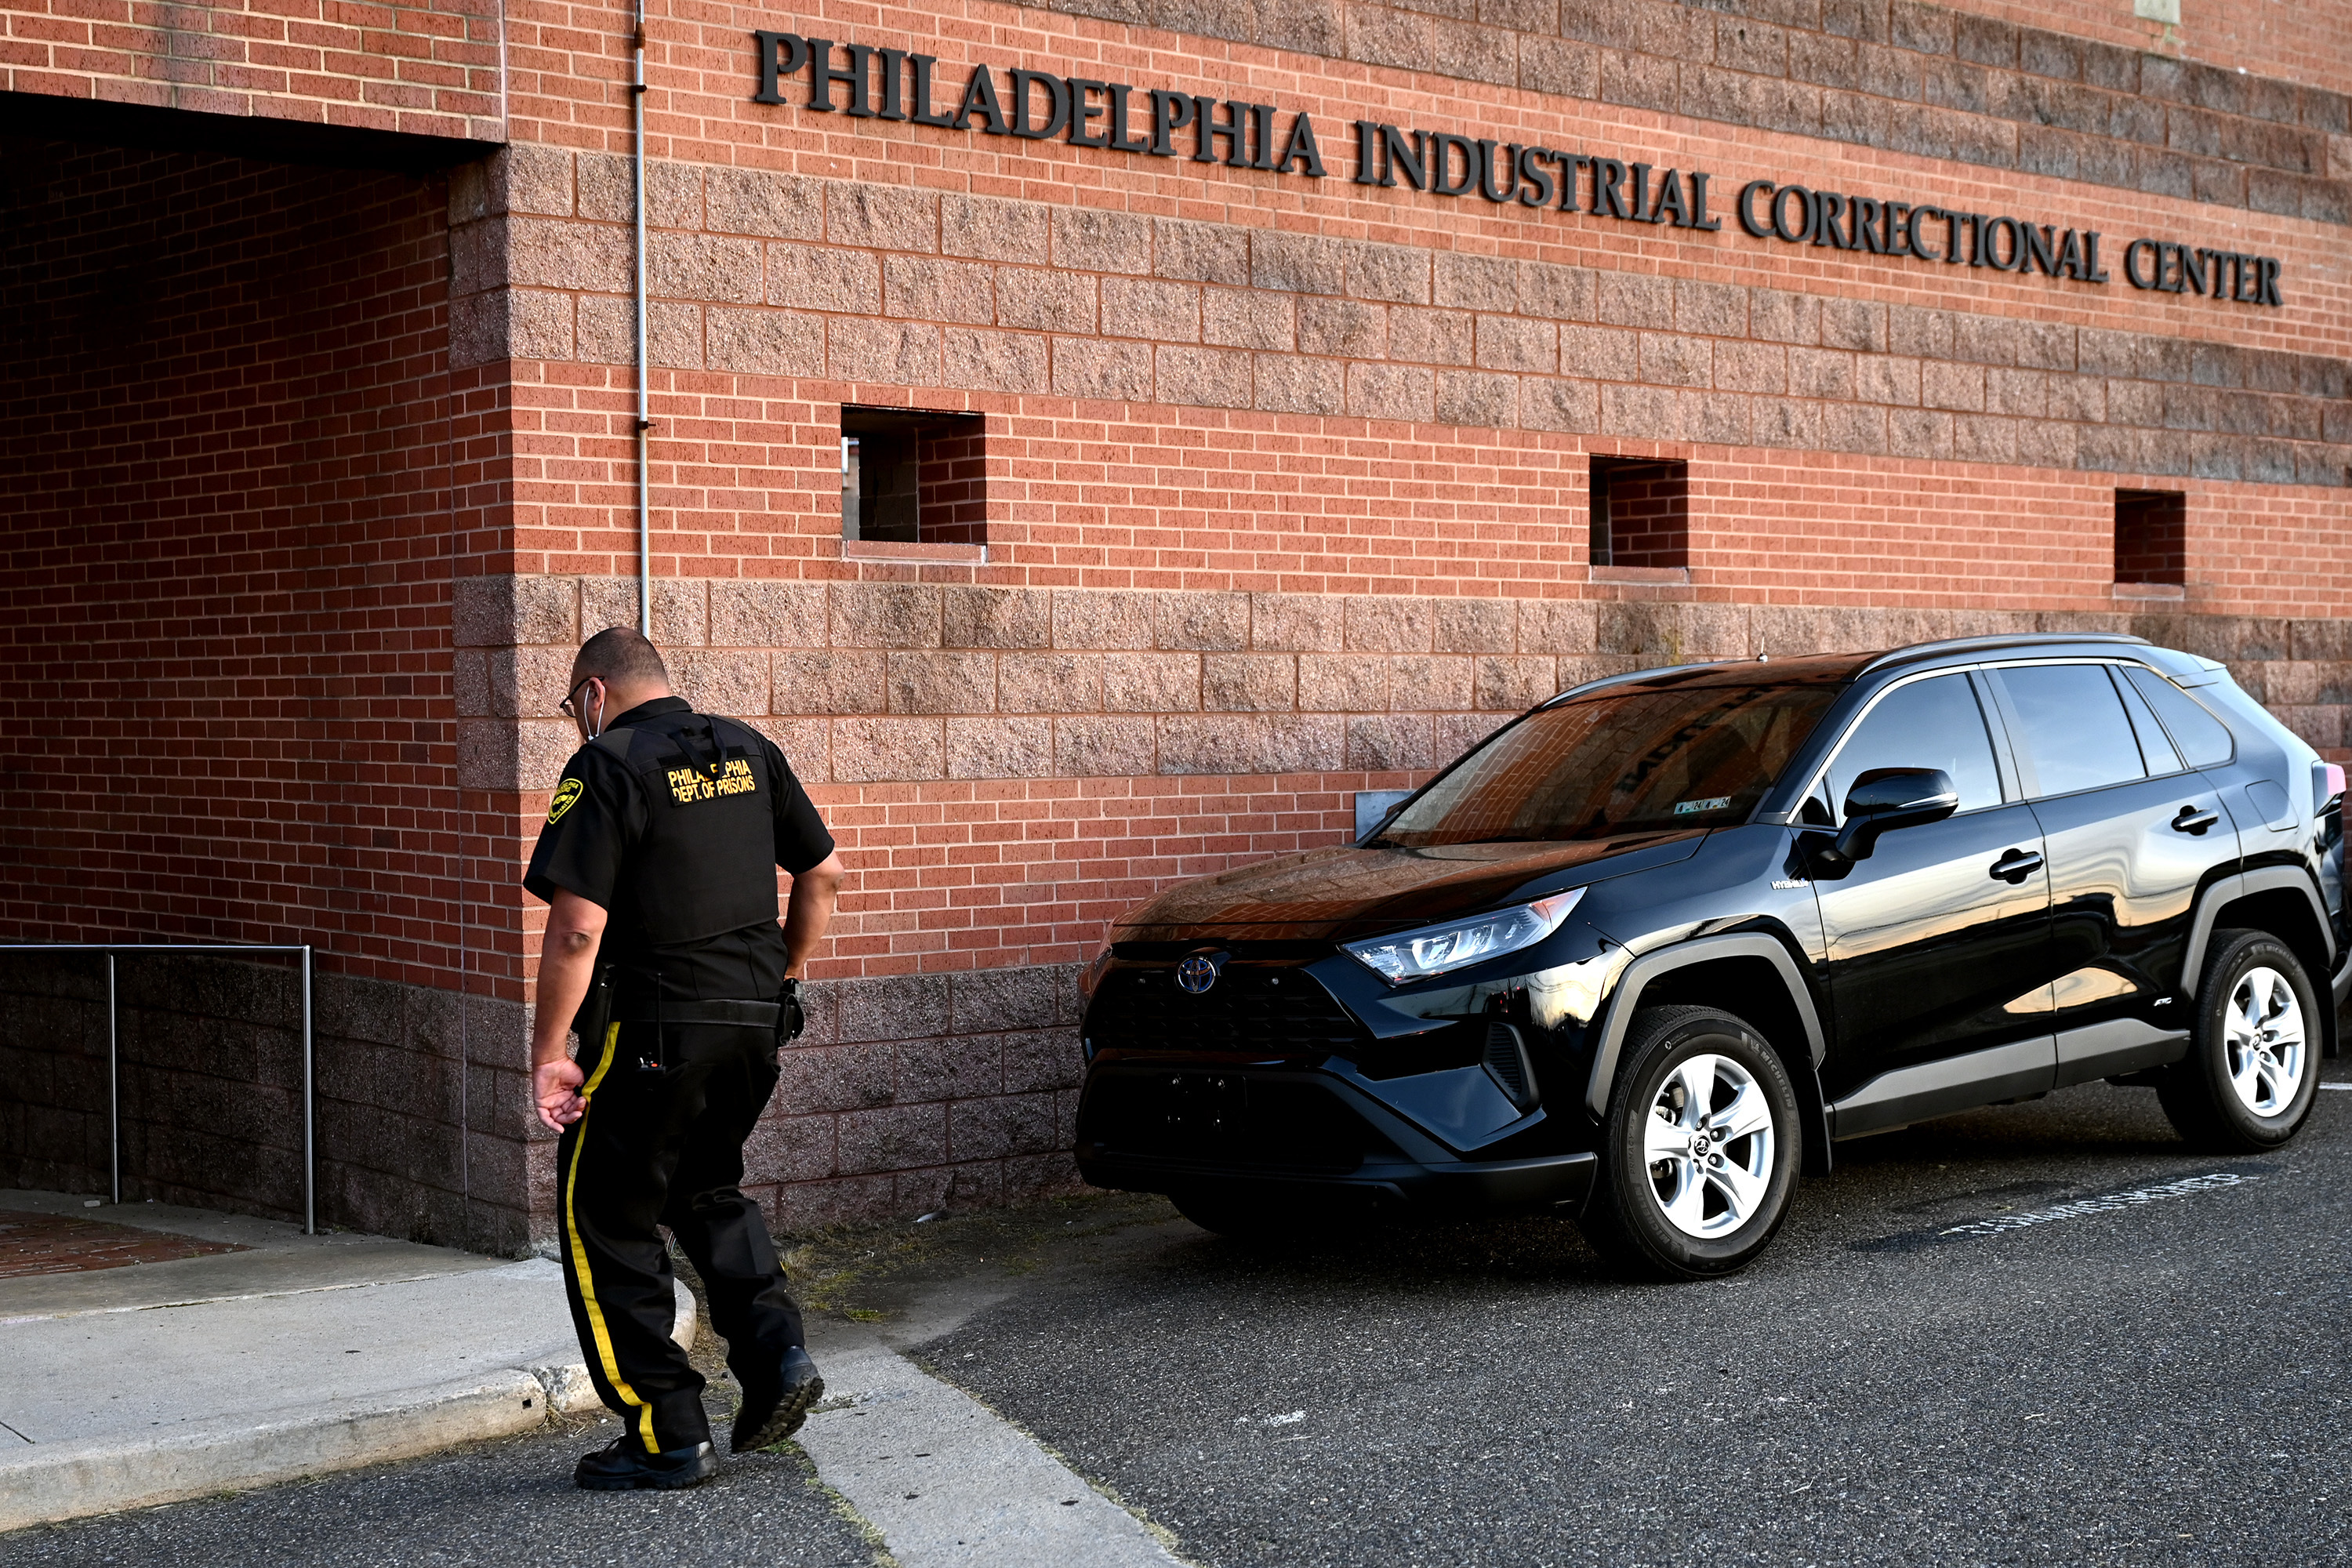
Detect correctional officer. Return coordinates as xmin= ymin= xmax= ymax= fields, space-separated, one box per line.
xmin=524 ymin=626 xmax=844 ymax=1490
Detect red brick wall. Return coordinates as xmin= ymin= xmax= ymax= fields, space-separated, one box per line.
xmin=2115 ymin=488 xmax=2188 ymax=586
xmin=456 ymin=139 xmax=2348 ymax=601
xmin=0 ymin=141 xmax=541 ymax=1250
xmin=5 ymin=0 xmax=2349 ymax=1245
xmin=468 ymin=573 xmax=2352 ymax=981
xmin=0 ymin=141 xmax=472 ymax=978
xmin=0 ymin=0 xmax=504 ymax=143
xmin=917 ymin=423 xmax=990 ymax=547
xmin=448 ymin=0 xmax=2352 ymax=1017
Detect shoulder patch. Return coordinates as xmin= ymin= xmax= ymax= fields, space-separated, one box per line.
xmin=548 ymin=777 xmax=584 ymax=823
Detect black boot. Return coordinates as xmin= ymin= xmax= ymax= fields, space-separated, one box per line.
xmin=574 ymin=1435 xmax=718 ymax=1490
xmin=731 ymin=1346 xmax=825 ymax=1453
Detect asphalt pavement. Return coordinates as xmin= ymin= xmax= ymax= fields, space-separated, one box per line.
xmin=0 ymin=1403 xmax=878 ymax=1567
xmin=10 ymin=1070 xmax=2349 ymax=1567
xmin=924 ymin=1073 xmax=2352 ymax=1568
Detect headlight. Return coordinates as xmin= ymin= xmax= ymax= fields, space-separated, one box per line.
xmin=1078 ymin=946 xmax=1114 ymax=1000
xmin=1342 ymin=888 xmax=1586 ymax=986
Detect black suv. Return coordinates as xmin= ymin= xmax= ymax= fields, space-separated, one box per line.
xmin=1073 ymin=634 xmax=2346 ymax=1276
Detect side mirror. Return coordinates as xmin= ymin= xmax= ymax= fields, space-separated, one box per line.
xmin=1811 ymin=768 xmax=1958 ymax=874
xmin=1355 ymin=788 xmax=1414 ymax=845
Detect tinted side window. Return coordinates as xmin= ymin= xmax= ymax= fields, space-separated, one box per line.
xmin=1827 ymin=674 xmax=2003 ymax=818
xmin=2122 ymin=665 xmax=2236 ymax=768
xmin=2000 ymin=664 xmax=2146 ymax=797
xmin=2114 ymin=670 xmax=2182 ymax=775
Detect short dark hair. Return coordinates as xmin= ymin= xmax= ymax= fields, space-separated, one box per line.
xmin=573 ymin=626 xmax=670 ymax=688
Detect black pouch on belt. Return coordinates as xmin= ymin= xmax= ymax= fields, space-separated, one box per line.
xmin=777 ymin=978 xmax=806 ymax=1047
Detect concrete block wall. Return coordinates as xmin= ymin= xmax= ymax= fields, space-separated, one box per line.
xmin=5 ymin=0 xmax=2341 ymax=183
xmin=466 ymin=578 xmax=2352 ymax=978
xmin=981 ymin=0 xmax=2352 ymax=224
xmin=603 ymin=597 xmax=2352 ymax=1236
xmin=453 ymin=143 xmax=2350 ymax=510
xmin=0 ymin=956 xmax=538 ymax=1254
xmin=12 ymin=595 xmax=2345 ymax=1248
xmin=0 ymin=946 xmax=1090 ymax=1251
xmin=753 ymin=963 xmax=1087 ymax=1231
xmin=1915 ymin=0 xmax=2351 ymax=96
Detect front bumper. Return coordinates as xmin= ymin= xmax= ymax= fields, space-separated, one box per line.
xmin=1078 ymin=1145 xmax=1597 ymax=1213
xmin=1073 ymin=1062 xmax=1596 ymax=1215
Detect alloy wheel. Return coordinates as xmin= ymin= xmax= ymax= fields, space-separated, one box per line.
xmin=1642 ymin=1052 xmax=1776 ymax=1239
xmin=2223 ymin=964 xmax=2306 ymax=1117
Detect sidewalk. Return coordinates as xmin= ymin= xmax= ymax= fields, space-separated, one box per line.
xmin=1 ymin=1190 xmax=1194 ymax=1566
xmin=0 ymin=1189 xmax=693 ymax=1532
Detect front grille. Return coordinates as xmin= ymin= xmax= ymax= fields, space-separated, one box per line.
xmin=1083 ymin=964 xmax=1366 ymax=1057
xmin=1076 ymin=1072 xmax=1399 ymax=1171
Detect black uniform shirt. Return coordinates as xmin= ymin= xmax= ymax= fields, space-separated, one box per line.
xmin=525 ymin=697 xmax=835 ymax=1005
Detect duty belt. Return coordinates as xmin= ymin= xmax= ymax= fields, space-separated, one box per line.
xmin=612 ymin=999 xmax=782 ymax=1029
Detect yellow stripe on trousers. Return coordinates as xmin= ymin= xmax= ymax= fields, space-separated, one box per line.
xmin=563 ymin=1023 xmax=659 ymax=1452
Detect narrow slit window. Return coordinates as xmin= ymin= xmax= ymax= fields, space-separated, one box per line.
xmin=2114 ymin=489 xmax=2186 ymax=587
xmin=1588 ymin=456 xmax=1690 ymax=569
xmin=840 ymin=407 xmax=987 ymax=546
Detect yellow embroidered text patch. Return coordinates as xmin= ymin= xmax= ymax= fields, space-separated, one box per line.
xmin=666 ymin=756 xmax=757 ymax=805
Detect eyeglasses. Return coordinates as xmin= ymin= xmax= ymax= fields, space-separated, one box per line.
xmin=559 ymin=677 xmax=598 ymax=720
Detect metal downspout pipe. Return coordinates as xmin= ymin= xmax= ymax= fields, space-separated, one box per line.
xmin=630 ymin=0 xmax=652 ymax=637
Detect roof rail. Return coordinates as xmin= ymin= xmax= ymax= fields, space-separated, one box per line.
xmin=1535 ymin=661 xmax=1723 ymax=710
xmin=1858 ymin=631 xmax=2148 ymax=674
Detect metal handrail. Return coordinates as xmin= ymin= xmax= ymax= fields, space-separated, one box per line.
xmin=0 ymin=943 xmax=316 ymax=1234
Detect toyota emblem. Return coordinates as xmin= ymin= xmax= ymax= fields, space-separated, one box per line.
xmin=1176 ymin=954 xmax=1221 ymax=994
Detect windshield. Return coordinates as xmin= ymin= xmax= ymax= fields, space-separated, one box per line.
xmin=1376 ymin=679 xmax=1842 ymax=846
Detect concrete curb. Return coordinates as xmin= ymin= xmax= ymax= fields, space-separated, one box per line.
xmin=0 ymin=1279 xmax=698 ymax=1533
xmin=0 ymin=1371 xmax=549 ymax=1533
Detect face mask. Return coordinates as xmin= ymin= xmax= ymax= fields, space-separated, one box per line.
xmin=564 ymin=677 xmax=608 ymax=740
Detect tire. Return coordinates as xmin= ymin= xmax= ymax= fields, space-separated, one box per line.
xmin=1578 ymin=1005 xmax=1802 ymax=1280
xmin=2158 ymin=928 xmax=2321 ymax=1152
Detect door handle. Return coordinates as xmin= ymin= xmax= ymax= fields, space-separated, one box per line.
xmin=1989 ymin=848 xmax=2044 ymax=883
xmin=2172 ymin=804 xmax=2220 ymax=835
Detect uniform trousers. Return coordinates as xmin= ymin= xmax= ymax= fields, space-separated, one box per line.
xmin=556 ymin=1016 xmax=805 ymax=1453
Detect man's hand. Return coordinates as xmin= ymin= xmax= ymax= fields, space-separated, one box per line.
xmin=529 ymin=889 xmax=608 ymax=1133
xmin=535 ymin=1055 xmax=587 ymax=1132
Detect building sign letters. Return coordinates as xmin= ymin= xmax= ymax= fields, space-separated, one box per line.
xmin=752 ymin=31 xmax=2285 ymax=308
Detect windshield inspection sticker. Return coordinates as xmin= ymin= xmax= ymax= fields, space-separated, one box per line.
xmin=1853 ymin=1170 xmax=2263 ymax=1252
xmin=1674 ymin=797 xmax=1732 ymax=815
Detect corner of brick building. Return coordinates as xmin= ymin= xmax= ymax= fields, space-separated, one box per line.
xmin=6 ymin=0 xmax=2352 ymax=1253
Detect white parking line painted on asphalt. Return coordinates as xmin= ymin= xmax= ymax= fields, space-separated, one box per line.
xmin=796 ymin=1336 xmax=1190 ymax=1568
xmin=2319 ymin=1083 xmax=2352 ymax=1091
xmin=1939 ymin=1171 xmax=2258 ymax=1238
